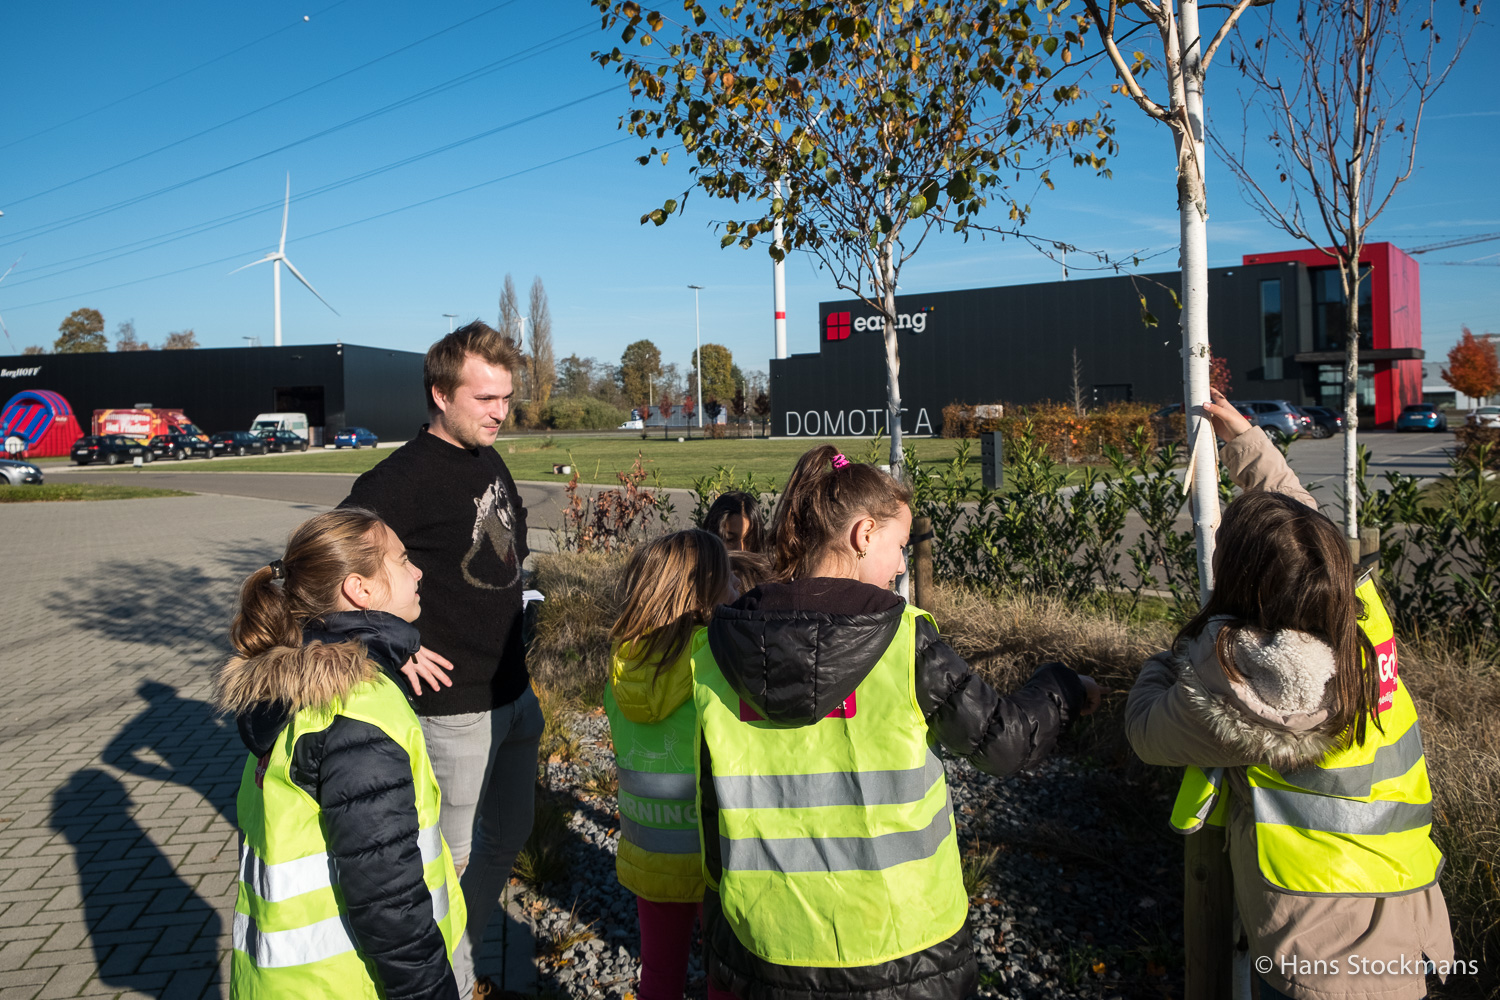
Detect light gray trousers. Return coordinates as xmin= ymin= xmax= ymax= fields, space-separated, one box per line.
xmin=420 ymin=686 xmax=544 ymax=995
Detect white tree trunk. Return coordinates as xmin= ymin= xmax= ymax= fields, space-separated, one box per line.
xmin=1178 ymin=0 xmax=1220 ymax=604
xmin=881 ymin=243 xmax=904 ymax=480
xmin=1344 ymin=292 xmax=1361 ymax=540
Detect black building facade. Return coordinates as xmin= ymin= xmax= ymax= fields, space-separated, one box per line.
xmin=0 ymin=343 xmax=427 ymax=444
xmin=770 ymin=255 xmax=1417 ymax=436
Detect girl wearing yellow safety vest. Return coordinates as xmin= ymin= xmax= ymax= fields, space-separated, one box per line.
xmin=217 ymin=508 xmax=465 ymax=999
xmin=1125 ymin=390 xmax=1452 ymax=1000
xmin=604 ymin=530 xmax=738 ymax=1000
xmin=692 ymin=445 xmax=1100 ymax=1000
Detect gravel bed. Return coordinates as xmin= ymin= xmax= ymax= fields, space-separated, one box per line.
xmin=514 ymin=710 xmax=1182 ymax=1000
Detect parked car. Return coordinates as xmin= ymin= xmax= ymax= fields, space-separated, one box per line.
xmin=0 ymin=457 xmax=43 ymax=485
xmin=616 ymin=419 xmax=645 ymax=431
xmin=211 ymin=431 xmax=268 ymax=456
xmin=1468 ymin=406 xmax=1500 ymax=429
xmin=148 ymin=432 xmax=215 ymax=461
xmin=250 ymin=411 xmax=309 ymax=440
xmin=259 ymin=429 xmax=309 ymax=453
xmin=1296 ymin=405 xmax=1345 ymax=438
xmin=1233 ymin=399 xmax=1303 ymax=444
xmin=71 ymin=434 xmax=152 ymax=466
xmin=1395 ymin=403 xmax=1449 ymax=433
xmin=333 ymin=427 xmax=379 ymax=449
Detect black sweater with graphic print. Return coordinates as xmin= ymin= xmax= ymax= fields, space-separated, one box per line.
xmin=342 ymin=426 xmax=529 ymax=716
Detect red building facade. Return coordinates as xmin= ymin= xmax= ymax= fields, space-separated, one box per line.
xmin=1242 ymin=242 xmax=1423 ymax=428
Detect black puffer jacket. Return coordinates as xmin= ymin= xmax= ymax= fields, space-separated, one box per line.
xmin=700 ymin=578 xmax=1087 ymax=1000
xmin=227 ymin=612 xmax=459 ymax=1000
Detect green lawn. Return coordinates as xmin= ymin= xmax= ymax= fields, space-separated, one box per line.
xmin=0 ymin=483 xmax=194 ymax=502
xmin=60 ymin=434 xmax=1121 ymax=489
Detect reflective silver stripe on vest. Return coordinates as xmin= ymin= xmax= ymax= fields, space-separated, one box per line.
xmin=1253 ymin=786 xmax=1433 ymax=837
xmin=238 ymin=821 xmax=445 ymax=905
xmin=239 ymin=842 xmax=334 ymax=904
xmin=430 ymin=881 xmax=450 ymax=922
xmin=1278 ymin=723 xmax=1425 ymax=799
xmin=232 ymin=910 xmax=356 ymax=968
xmin=620 ymin=817 xmax=701 ymax=854
xmin=721 ymin=803 xmax=952 ymax=873
xmin=618 ymin=768 xmax=695 ymax=801
xmin=713 ymin=754 xmax=945 ymax=810
xmin=417 ymin=823 xmax=443 ymax=865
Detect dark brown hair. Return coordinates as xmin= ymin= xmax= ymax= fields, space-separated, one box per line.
xmin=729 ymin=550 xmax=773 ymax=592
xmin=610 ymin=529 xmax=731 ymax=677
xmin=424 ymin=321 xmax=524 ymax=414
xmin=1177 ymin=490 xmax=1381 ymax=747
xmin=703 ymin=490 xmax=765 ymax=553
xmin=770 ymin=444 xmax=913 ymax=581
xmin=217 ymin=508 xmax=391 ymax=713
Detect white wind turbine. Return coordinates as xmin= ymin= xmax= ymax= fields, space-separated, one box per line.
xmin=231 ymin=175 xmax=337 ymax=346
xmin=0 ymin=255 xmax=24 ymax=352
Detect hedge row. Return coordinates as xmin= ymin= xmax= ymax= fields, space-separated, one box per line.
xmin=941 ymin=401 xmax=1184 ymax=463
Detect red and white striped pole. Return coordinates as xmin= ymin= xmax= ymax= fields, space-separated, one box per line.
xmin=773 ymin=177 xmax=787 ymax=360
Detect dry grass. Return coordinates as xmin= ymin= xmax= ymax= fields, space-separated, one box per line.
xmin=526 ymin=555 xmax=1500 ymax=995
xmin=528 ymin=551 xmax=626 ymax=702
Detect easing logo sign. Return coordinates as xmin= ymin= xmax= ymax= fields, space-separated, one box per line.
xmin=824 ymin=309 xmax=929 ymax=341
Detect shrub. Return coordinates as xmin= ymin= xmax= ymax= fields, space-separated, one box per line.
xmin=555 ymin=453 xmax=674 ymax=554
xmin=941 ymin=401 xmax=1176 ymax=462
xmin=537 ymin=396 xmax=628 ymax=431
xmin=1454 ymin=425 xmax=1500 ymax=468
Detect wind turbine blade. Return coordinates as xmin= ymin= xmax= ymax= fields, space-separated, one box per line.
xmin=0 ymin=311 xmax=12 ymax=352
xmin=281 ymin=256 xmax=339 ymax=315
xmin=280 ymin=174 xmax=290 ymax=254
xmin=0 ymin=254 xmax=26 ymax=285
xmin=228 ymin=254 xmax=276 ymax=276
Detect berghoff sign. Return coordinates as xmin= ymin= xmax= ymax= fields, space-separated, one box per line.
xmin=1 ymin=367 xmax=41 ymax=378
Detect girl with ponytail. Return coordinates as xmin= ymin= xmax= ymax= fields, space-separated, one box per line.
xmin=218 ymin=508 xmax=464 ymax=1000
xmin=693 ymin=444 xmax=1100 ymax=1000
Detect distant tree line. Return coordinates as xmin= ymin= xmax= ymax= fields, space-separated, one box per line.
xmin=21 ymin=308 xmax=198 ymax=355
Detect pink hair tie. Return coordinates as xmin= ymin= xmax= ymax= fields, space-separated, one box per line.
xmin=831 ymin=453 xmax=850 ymax=470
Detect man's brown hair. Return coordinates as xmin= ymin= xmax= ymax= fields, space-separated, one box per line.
xmin=424 ymin=321 xmax=524 ymax=413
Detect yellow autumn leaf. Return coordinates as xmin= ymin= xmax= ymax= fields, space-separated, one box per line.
xmin=1091 ymin=960 xmax=1106 ymax=975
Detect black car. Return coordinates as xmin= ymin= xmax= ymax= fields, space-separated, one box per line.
xmin=71 ymin=434 xmax=152 ymax=466
xmin=211 ymin=430 xmax=268 ymax=457
xmin=148 ymin=432 xmax=215 ymax=461
xmin=259 ymin=430 xmax=309 ymax=453
xmin=1296 ymin=405 xmax=1345 ymax=439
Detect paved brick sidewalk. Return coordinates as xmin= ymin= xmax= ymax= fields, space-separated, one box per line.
xmin=0 ymin=494 xmax=533 ymax=998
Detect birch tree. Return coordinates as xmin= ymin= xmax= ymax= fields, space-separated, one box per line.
xmin=592 ymin=0 xmax=1113 ymax=478
xmin=1214 ymin=0 xmax=1476 ymax=539
xmin=1080 ymin=0 xmax=1268 ymax=600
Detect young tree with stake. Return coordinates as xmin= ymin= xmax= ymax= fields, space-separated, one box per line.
xmin=1215 ymin=0 xmax=1475 ymax=539
xmin=592 ymin=0 xmax=1113 ymax=478
xmin=1081 ymin=0 xmax=1270 ymax=602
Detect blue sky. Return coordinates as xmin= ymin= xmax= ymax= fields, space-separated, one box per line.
xmin=1 ymin=1 xmax=1495 ymax=380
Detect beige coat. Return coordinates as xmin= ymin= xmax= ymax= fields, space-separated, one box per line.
xmin=1125 ymin=429 xmax=1453 ymax=1000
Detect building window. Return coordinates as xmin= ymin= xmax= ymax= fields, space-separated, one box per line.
xmin=1317 ymin=363 xmax=1375 ymax=414
xmin=1260 ymin=279 xmax=1284 ymax=380
xmin=1311 ymin=266 xmax=1373 ymax=352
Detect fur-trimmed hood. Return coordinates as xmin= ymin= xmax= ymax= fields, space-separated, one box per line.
xmin=216 ymin=611 xmax=419 ymax=756
xmin=1173 ymin=618 xmax=1340 ymax=772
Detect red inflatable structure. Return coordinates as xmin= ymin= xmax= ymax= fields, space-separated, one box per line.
xmin=1 ymin=390 xmax=85 ymax=458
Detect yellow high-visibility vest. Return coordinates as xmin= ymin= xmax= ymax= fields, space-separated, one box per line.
xmin=231 ymin=674 xmax=464 ymax=997
xmin=1170 ymin=579 xmax=1443 ymax=896
xmin=692 ymin=606 xmax=969 ymax=967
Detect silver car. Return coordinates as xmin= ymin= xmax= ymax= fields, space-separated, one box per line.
xmin=1233 ymin=399 xmax=1304 ymax=444
xmin=0 ymin=458 xmax=43 ymax=485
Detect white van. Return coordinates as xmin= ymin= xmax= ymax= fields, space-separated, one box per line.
xmin=250 ymin=412 xmax=309 ymax=441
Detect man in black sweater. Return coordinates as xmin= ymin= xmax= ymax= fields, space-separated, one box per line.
xmin=342 ymin=322 xmax=539 ymax=999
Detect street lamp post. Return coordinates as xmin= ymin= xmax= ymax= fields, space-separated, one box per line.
xmin=443 ymin=313 xmax=458 ymax=333
xmin=688 ymin=284 xmax=704 ymax=432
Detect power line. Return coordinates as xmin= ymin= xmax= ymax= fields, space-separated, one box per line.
xmin=8 ymin=0 xmax=534 ymax=209
xmin=1 ymin=140 xmax=630 ymax=314
xmin=1 ymin=85 xmax=618 ymax=289
xmin=0 ymin=24 xmax=598 ymax=247
xmin=0 ymin=0 xmax=355 ymax=153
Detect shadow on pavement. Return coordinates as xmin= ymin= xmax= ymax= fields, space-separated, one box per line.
xmin=52 ymin=768 xmax=225 ymax=999
xmin=104 ymin=680 xmax=244 ymax=828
